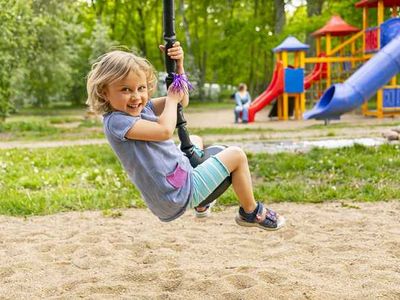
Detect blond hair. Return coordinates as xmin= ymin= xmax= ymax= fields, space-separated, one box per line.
xmin=86 ymin=50 xmax=157 ymax=114
xmin=238 ymin=83 xmax=247 ymax=91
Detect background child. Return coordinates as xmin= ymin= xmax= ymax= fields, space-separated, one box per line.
xmin=234 ymin=83 xmax=252 ymax=123
xmin=86 ymin=42 xmax=285 ymax=230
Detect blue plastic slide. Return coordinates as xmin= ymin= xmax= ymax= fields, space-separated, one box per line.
xmin=304 ymin=35 xmax=400 ymax=120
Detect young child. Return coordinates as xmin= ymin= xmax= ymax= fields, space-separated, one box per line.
xmin=234 ymin=83 xmax=252 ymax=123
xmin=86 ymin=42 xmax=285 ymax=230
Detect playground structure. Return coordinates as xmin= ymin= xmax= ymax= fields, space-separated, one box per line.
xmin=248 ymin=38 xmax=327 ymax=122
xmin=249 ymin=0 xmax=400 ymax=122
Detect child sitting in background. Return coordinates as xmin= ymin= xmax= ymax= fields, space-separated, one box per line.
xmin=86 ymin=42 xmax=285 ymax=230
xmin=234 ymin=83 xmax=252 ymax=123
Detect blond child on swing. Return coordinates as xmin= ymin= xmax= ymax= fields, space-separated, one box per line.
xmin=86 ymin=42 xmax=285 ymax=230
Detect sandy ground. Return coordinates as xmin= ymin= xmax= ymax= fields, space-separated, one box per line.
xmin=0 ymin=202 xmax=399 ymax=299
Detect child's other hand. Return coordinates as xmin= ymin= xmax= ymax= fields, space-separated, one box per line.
xmin=159 ymin=41 xmax=184 ymax=74
xmin=166 ymin=85 xmax=184 ymax=104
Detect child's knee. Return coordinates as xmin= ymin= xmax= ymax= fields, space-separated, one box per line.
xmin=190 ymin=135 xmax=203 ymax=149
xmin=227 ymin=146 xmax=247 ymax=163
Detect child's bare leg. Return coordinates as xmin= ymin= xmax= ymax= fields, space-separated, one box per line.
xmin=215 ymin=146 xmax=257 ymax=213
xmin=189 ymin=135 xmax=204 ymax=150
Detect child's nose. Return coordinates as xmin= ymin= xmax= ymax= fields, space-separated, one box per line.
xmin=130 ymin=91 xmax=140 ymax=99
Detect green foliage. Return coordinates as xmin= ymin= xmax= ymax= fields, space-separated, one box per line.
xmin=1 ymin=0 xmax=374 ymax=118
xmin=0 ymin=0 xmax=89 ymax=116
xmin=0 ymin=0 xmax=28 ymax=119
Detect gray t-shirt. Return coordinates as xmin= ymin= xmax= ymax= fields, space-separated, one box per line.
xmin=103 ymin=101 xmax=193 ymax=222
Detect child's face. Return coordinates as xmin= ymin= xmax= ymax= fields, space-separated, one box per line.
xmin=104 ymin=70 xmax=149 ymax=116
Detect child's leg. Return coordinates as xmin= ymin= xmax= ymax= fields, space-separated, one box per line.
xmin=242 ymin=106 xmax=249 ymax=123
xmin=192 ymin=145 xmax=284 ymax=229
xmin=189 ymin=135 xmax=204 ymax=150
xmin=234 ymin=107 xmax=242 ymax=123
xmin=215 ymin=146 xmax=257 ymax=213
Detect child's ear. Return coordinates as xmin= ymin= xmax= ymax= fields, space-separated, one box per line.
xmin=101 ymin=88 xmax=109 ymax=102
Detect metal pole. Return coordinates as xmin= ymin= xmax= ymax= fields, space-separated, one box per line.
xmin=162 ymin=0 xmax=231 ymax=206
xmin=162 ymin=0 xmax=200 ymax=164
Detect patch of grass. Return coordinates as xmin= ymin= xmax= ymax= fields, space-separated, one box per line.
xmin=78 ymin=119 xmax=103 ymax=128
xmin=0 ymin=145 xmax=144 ymax=216
xmin=15 ymin=106 xmax=86 ymax=116
xmin=1 ymin=144 xmax=399 ymax=216
xmin=246 ymin=143 xmax=400 ymax=203
xmin=326 ymin=131 xmax=336 ymax=137
xmin=102 ymin=209 xmax=123 ymax=218
xmin=190 ymin=127 xmax=272 ymax=136
xmin=184 ymin=101 xmax=233 ymax=112
xmin=48 ymin=116 xmax=83 ymax=124
xmin=340 ymin=202 xmax=360 ymax=209
xmin=0 ymin=118 xmax=104 ymax=141
xmin=0 ymin=121 xmax=59 ymax=135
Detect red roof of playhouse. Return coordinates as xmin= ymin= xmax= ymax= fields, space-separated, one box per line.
xmin=312 ymin=15 xmax=361 ymax=37
xmin=355 ymin=0 xmax=400 ymax=8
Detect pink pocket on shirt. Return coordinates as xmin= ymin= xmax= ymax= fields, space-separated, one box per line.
xmin=166 ymin=164 xmax=188 ymax=189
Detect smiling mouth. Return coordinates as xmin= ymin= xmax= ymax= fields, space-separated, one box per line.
xmin=127 ymin=103 xmax=140 ymax=109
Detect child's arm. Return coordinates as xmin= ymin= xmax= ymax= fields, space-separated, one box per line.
xmin=153 ymin=41 xmax=189 ymax=115
xmin=125 ymin=88 xmax=183 ymax=142
xmin=174 ymin=43 xmax=189 ymax=107
xmin=151 ymin=96 xmax=167 ymax=116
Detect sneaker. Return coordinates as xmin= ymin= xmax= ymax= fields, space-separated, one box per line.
xmin=235 ymin=202 xmax=285 ymax=231
xmin=194 ymin=200 xmax=216 ymax=218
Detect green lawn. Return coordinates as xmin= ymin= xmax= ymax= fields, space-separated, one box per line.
xmin=1 ymin=143 xmax=399 ymax=216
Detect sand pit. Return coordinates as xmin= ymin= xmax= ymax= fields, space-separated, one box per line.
xmin=0 ymin=201 xmax=399 ymax=299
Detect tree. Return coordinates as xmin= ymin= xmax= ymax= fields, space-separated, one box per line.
xmin=0 ymin=0 xmax=34 ymax=119
xmin=2 ymin=0 xmax=364 ymax=115
xmin=274 ymin=0 xmax=286 ymax=35
xmin=0 ymin=1 xmax=17 ymax=119
xmin=305 ymin=0 xmax=326 ymax=56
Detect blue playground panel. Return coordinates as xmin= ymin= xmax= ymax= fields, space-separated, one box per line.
xmin=383 ymin=88 xmax=400 ymax=108
xmin=381 ymin=18 xmax=400 ymax=48
xmin=284 ymin=68 xmax=304 ymax=93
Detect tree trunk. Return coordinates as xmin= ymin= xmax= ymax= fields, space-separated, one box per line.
xmin=110 ymin=0 xmax=120 ymax=40
xmin=178 ymin=0 xmax=196 ymax=74
xmin=136 ymin=7 xmax=147 ymax=57
xmin=198 ymin=1 xmax=210 ymax=101
xmin=274 ymin=0 xmax=285 ymax=35
xmin=91 ymin=0 xmax=105 ymax=24
xmin=306 ymin=0 xmax=325 ymax=57
xmin=249 ymin=0 xmax=260 ymax=93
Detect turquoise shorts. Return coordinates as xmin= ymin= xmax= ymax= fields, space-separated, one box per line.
xmin=189 ymin=156 xmax=230 ymax=208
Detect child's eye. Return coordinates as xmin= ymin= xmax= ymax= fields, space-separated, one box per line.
xmin=122 ymin=87 xmax=131 ymax=92
xmin=138 ymin=86 xmax=147 ymax=91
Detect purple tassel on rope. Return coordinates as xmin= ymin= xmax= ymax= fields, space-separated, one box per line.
xmin=170 ymin=73 xmax=194 ymax=94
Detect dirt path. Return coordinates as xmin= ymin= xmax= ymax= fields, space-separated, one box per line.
xmin=1 ymin=109 xmax=398 ymax=150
